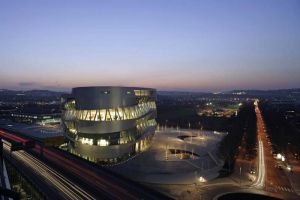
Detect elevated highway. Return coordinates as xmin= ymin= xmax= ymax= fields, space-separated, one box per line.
xmin=0 ymin=129 xmax=171 ymax=200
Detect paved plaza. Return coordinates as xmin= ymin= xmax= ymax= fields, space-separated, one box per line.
xmin=111 ymin=128 xmax=226 ymax=184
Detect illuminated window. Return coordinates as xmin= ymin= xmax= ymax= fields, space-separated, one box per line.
xmin=64 ymin=101 xmax=156 ymax=122
xmin=97 ymin=139 xmax=109 ymax=146
xmin=134 ymin=90 xmax=150 ymax=96
xmin=80 ymin=137 xmax=93 ymax=145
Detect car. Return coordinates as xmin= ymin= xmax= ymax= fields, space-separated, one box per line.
xmin=249 ymin=169 xmax=256 ymax=174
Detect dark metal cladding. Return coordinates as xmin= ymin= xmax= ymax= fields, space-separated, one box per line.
xmin=72 ymin=86 xmax=156 ymax=109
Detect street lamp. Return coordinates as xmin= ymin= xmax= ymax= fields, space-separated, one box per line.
xmin=165 ymin=144 xmax=168 ymax=160
xmin=239 ymin=166 xmax=242 ymax=186
xmin=192 ymin=148 xmax=194 ymax=159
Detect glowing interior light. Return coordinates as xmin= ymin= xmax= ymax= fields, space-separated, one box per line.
xmin=98 ymin=139 xmax=109 ymax=146
xmin=81 ymin=138 xmax=93 ymax=145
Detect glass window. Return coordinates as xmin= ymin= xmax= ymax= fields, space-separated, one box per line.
xmin=64 ymin=101 xmax=156 ymax=122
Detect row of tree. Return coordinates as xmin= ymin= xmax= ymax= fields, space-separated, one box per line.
xmin=218 ymin=102 xmax=257 ymax=176
xmin=156 ymin=104 xmax=230 ymax=131
xmin=259 ymin=100 xmax=300 ymax=158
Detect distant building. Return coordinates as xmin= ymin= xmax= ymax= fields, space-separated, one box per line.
xmin=0 ymin=119 xmax=64 ymax=146
xmin=10 ymin=113 xmax=61 ymax=125
xmin=61 ymin=86 xmax=157 ymax=164
xmin=0 ymin=101 xmax=61 ymax=125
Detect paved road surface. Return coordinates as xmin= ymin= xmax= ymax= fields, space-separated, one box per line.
xmin=4 ymin=144 xmax=95 ymax=200
xmin=255 ymin=101 xmax=295 ymax=194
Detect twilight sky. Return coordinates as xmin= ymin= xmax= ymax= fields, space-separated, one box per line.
xmin=0 ymin=0 xmax=299 ymax=92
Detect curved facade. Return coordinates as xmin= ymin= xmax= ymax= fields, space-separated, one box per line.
xmin=61 ymin=86 xmax=157 ymax=164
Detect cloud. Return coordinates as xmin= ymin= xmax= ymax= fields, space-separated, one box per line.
xmin=41 ymin=85 xmax=71 ymax=92
xmin=19 ymin=82 xmax=37 ymax=87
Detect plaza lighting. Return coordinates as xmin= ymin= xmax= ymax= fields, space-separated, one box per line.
xmin=198 ymin=176 xmax=206 ymax=183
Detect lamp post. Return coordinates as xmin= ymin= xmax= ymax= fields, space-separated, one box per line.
xmin=165 ymin=144 xmax=168 ymax=160
xmin=240 ymin=166 xmax=242 ymax=186
xmin=192 ymin=148 xmax=194 ymax=159
xmin=191 ymin=131 xmax=193 ymax=144
xmin=165 ymin=120 xmax=168 ymax=130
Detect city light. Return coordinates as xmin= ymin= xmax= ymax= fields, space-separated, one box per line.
xmin=276 ymin=153 xmax=282 ymax=160
xmin=1 ymin=1 xmax=299 ymax=199
xmin=213 ymin=131 xmax=221 ymax=135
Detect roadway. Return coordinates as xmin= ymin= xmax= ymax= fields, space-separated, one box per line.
xmin=189 ymin=100 xmax=299 ymax=200
xmin=30 ymin=145 xmax=167 ymax=200
xmin=254 ymin=100 xmax=295 ymax=194
xmin=3 ymin=144 xmax=95 ymax=200
xmin=0 ymin=129 xmax=171 ymax=200
xmin=252 ymin=139 xmax=265 ymax=188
